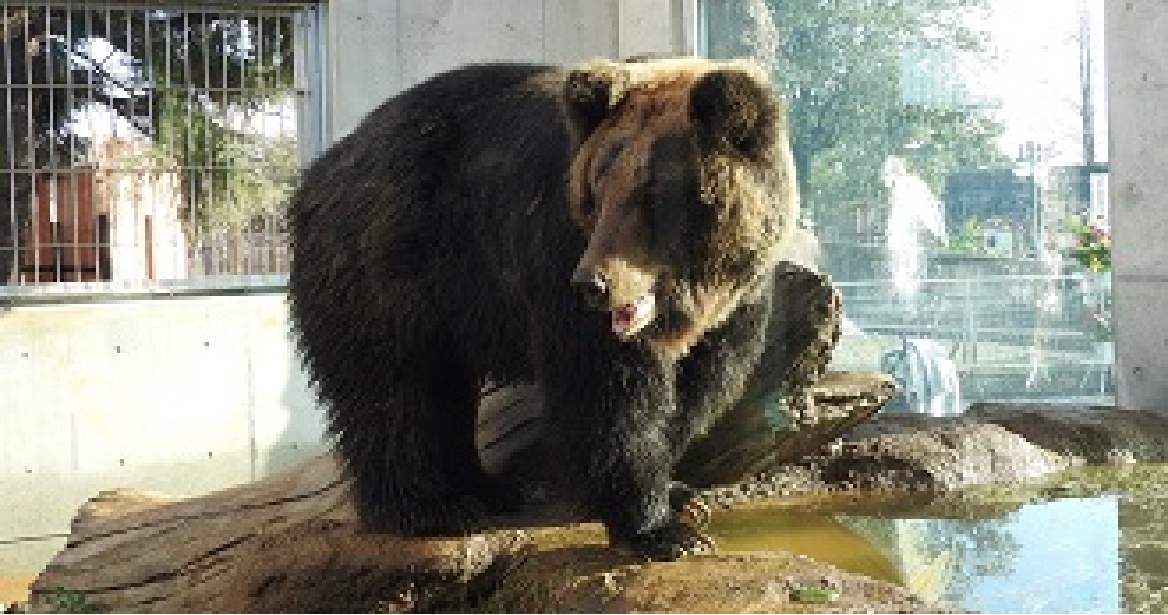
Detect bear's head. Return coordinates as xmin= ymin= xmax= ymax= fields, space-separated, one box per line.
xmin=564 ymin=58 xmax=798 ymax=358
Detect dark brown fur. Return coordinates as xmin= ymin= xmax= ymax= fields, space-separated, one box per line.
xmin=567 ymin=59 xmax=795 ymax=356
xmin=287 ymin=58 xmax=798 ymax=560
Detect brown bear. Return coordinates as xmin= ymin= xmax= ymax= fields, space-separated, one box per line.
xmin=287 ymin=57 xmax=798 ymax=560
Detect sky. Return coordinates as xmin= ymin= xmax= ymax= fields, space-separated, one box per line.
xmin=979 ymin=0 xmax=1107 ymax=167
xmin=67 ymin=34 xmax=296 ymax=145
xmin=953 ymin=496 xmax=1120 ymax=614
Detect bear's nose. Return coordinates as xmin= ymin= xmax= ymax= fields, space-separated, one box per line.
xmin=572 ymin=270 xmax=609 ymax=309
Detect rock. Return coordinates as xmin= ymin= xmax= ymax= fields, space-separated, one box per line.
xmin=804 ymin=403 xmax=1168 ymax=494
xmin=968 ymin=403 xmax=1168 ymax=464
xmin=478 ymin=542 xmax=961 ymax=613
xmin=816 ymin=422 xmax=1070 ymax=492
xmin=29 ymin=460 xmax=963 ymax=614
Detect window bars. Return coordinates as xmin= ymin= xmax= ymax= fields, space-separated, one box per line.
xmin=0 ymin=2 xmax=320 ymax=290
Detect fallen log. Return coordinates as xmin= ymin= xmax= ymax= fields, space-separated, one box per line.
xmin=29 ymin=370 xmax=895 ymax=613
xmin=29 ymin=263 xmax=898 ymax=613
xmin=29 ymin=456 xmax=531 ymax=613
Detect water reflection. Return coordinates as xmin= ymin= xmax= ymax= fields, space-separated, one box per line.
xmin=841 ymin=497 xmax=1119 ymax=613
xmin=708 ymin=465 xmax=1168 ymax=613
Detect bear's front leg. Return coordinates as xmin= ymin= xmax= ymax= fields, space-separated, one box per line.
xmin=536 ymin=335 xmax=714 ymax=561
xmin=672 ymin=290 xmax=772 ymax=455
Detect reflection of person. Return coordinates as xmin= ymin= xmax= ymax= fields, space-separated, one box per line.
xmin=883 ymin=157 xmax=946 ymax=300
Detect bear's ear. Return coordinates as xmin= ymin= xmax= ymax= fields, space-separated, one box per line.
xmin=689 ymin=67 xmax=778 ymax=159
xmin=564 ymin=63 xmax=628 ymax=143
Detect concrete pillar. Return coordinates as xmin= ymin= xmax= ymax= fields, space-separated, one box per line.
xmin=1109 ymin=0 xmax=1168 ymax=409
xmin=325 ymin=0 xmax=404 ymax=142
xmin=325 ymin=0 xmax=646 ymax=144
xmin=617 ymin=0 xmax=696 ymax=58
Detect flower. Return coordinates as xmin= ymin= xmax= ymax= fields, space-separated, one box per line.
xmin=1066 ymin=214 xmax=1113 ymax=341
xmin=1066 ymin=214 xmax=1111 ymax=273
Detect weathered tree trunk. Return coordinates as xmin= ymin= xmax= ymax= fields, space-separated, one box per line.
xmin=30 ymin=371 xmax=896 ymax=614
xmin=29 ymin=263 xmax=899 ymax=613
xmin=29 ymin=455 xmax=531 ymax=613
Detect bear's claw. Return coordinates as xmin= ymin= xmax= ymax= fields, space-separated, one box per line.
xmin=628 ymin=521 xmax=717 ymax=561
xmin=669 ymin=483 xmax=712 ymax=528
xmin=678 ymin=495 xmax=712 ymax=528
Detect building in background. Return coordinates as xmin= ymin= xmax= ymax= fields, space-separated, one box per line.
xmin=19 ymin=138 xmax=189 ymax=284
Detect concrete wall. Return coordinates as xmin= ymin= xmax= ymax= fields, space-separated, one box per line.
xmin=326 ymin=0 xmax=694 ymax=141
xmin=0 ymin=293 xmax=328 ymax=574
xmin=1108 ymin=0 xmax=1168 ymax=410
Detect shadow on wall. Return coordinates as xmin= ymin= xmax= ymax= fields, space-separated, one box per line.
xmin=258 ymin=297 xmax=330 ymax=479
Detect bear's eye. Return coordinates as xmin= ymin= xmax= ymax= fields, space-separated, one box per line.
xmin=596 ymin=144 xmax=623 ymax=180
xmin=579 ymin=196 xmax=597 ymax=220
xmin=642 ymin=202 xmax=657 ymax=237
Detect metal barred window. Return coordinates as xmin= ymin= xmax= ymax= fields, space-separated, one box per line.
xmin=0 ymin=1 xmax=322 ymax=297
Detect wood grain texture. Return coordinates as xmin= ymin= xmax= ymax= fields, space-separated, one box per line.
xmin=30 ymin=455 xmax=530 ymax=613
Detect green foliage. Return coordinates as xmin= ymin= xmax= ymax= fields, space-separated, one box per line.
xmin=148 ymin=87 xmax=297 ymax=233
xmin=1 ymin=6 xmax=294 ymax=162
xmin=45 ymin=588 xmax=98 ymax=613
xmin=0 ymin=6 xmax=300 ymax=247
xmin=944 ymin=216 xmax=984 ymax=253
xmin=790 ymin=587 xmax=838 ymax=604
xmin=705 ymin=0 xmax=1013 ymax=222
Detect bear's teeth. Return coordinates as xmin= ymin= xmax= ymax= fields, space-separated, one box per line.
xmin=612 ymin=307 xmax=635 ymax=335
xmin=611 ymin=294 xmax=655 ymax=337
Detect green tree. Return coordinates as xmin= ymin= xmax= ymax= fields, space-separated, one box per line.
xmin=705 ymin=0 xmax=1012 ymax=221
xmin=0 ymin=6 xmax=300 ymax=279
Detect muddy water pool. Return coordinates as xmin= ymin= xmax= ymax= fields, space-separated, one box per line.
xmin=708 ymin=464 xmax=1168 ymax=613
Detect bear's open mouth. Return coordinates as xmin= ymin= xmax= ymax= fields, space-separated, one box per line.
xmin=611 ymin=293 xmax=656 ymax=339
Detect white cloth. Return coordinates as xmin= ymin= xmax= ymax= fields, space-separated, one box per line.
xmin=883 ymin=337 xmax=963 ymax=417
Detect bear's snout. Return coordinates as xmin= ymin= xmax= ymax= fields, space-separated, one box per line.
xmin=571 ymin=268 xmax=610 ymax=309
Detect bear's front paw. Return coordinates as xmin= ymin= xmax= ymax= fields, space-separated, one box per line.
xmin=669 ymin=482 xmax=712 ymax=528
xmin=627 ymin=521 xmax=717 ymax=561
